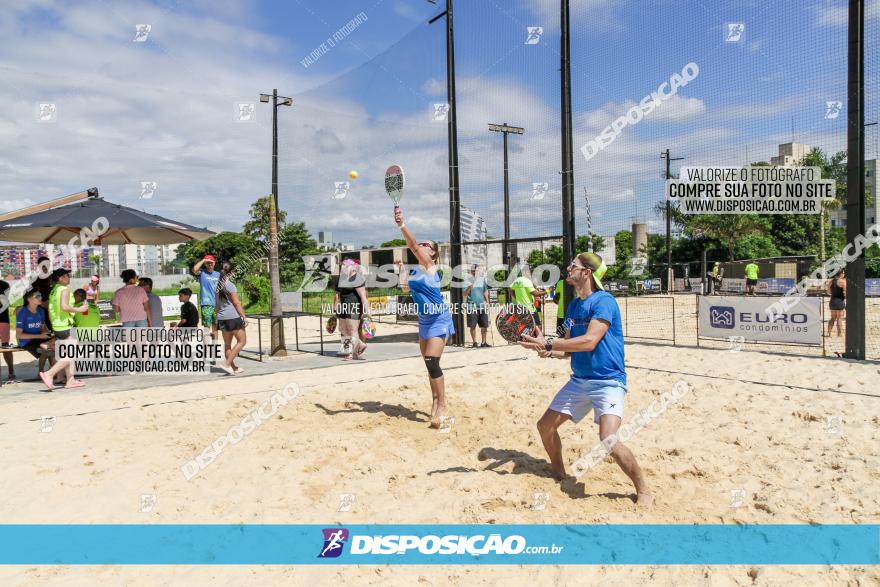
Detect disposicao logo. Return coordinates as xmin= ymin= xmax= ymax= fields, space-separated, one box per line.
xmin=318 ymin=528 xmax=349 ymax=558
xmin=710 ymin=306 xmax=735 ymax=329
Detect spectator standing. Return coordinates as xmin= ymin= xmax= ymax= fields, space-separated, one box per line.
xmin=112 ymin=269 xmax=151 ymax=327
xmin=192 ymin=254 xmax=221 ymax=341
xmin=139 ymin=277 xmax=164 ymax=328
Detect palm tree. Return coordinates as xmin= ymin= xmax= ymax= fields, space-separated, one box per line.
xmin=658 ymin=201 xmax=768 ymax=261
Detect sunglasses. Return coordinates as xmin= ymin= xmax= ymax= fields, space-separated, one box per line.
xmin=33 ymin=293 xmax=42 ymax=299
xmin=417 ymin=242 xmax=435 ymax=250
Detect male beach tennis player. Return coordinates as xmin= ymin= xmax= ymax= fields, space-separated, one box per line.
xmin=520 ymin=252 xmax=652 ymax=506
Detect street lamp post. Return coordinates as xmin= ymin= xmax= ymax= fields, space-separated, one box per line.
xmin=260 ymin=89 xmax=293 ymax=357
xmin=488 ymin=122 xmax=524 ymax=269
xmin=661 ymin=149 xmax=684 ymax=293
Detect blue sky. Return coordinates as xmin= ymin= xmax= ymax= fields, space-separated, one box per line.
xmin=0 ymin=0 xmax=870 ymax=250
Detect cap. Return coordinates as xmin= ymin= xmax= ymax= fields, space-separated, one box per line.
xmin=203 ymin=254 xmax=216 ymax=263
xmin=51 ymin=268 xmax=72 ymax=280
xmin=579 ymin=252 xmax=607 ymax=291
xmin=341 ymin=258 xmax=359 ymax=266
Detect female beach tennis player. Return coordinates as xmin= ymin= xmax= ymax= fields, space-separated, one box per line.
xmin=395 ymin=206 xmax=453 ymax=428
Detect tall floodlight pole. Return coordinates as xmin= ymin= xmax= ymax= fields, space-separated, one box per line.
xmin=259 ymin=89 xmax=293 ymax=356
xmin=429 ymin=0 xmax=464 ymax=345
xmin=560 ymin=0 xmax=576 ymax=313
xmin=489 ymin=123 xmax=525 ymax=269
xmin=845 ymin=0 xmax=865 ymax=359
xmin=662 ymin=149 xmax=684 ymax=293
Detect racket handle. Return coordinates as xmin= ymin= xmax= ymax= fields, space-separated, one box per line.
xmin=394 ymin=205 xmax=400 ymax=213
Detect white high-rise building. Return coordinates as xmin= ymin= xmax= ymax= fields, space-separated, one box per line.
xmin=460 ymin=205 xmax=488 ymax=267
xmin=100 ymin=243 xmax=184 ymax=277
xmin=770 ymin=142 xmax=811 ymax=166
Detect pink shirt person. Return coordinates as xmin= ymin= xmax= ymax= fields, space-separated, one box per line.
xmin=112 ymin=283 xmax=149 ymax=324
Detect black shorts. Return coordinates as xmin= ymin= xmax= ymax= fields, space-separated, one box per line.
xmin=54 ymin=329 xmax=72 ymax=340
xmin=466 ymin=308 xmax=489 ymax=328
xmin=20 ymin=339 xmax=44 ymax=358
xmin=830 ymin=298 xmax=846 ymax=311
xmin=218 ymin=318 xmax=245 ymax=332
xmin=746 ymin=278 xmax=758 ymax=287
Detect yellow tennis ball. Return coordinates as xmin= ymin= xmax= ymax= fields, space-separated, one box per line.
xmin=348 ymin=170 xmax=359 ymax=180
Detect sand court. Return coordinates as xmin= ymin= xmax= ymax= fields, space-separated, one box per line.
xmin=0 ymin=341 xmax=877 ymax=584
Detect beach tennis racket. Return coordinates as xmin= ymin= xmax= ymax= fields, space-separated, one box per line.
xmin=495 ymin=304 xmax=537 ymax=343
xmin=326 ymin=316 xmax=337 ymax=334
xmin=384 ymin=164 xmax=405 ymax=213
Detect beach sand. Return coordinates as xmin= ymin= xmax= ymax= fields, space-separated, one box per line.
xmin=0 ymin=337 xmax=878 ymax=585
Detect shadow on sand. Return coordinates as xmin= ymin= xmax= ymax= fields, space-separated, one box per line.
xmin=314 ymin=401 xmax=429 ymax=423
xmin=428 ymin=446 xmax=636 ymax=502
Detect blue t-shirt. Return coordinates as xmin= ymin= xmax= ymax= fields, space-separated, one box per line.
xmin=17 ymin=306 xmax=45 ymax=346
xmin=564 ymin=291 xmax=626 ymax=385
xmin=198 ymin=269 xmax=221 ymax=307
xmin=466 ymin=276 xmax=487 ymax=306
xmin=408 ymin=267 xmax=448 ymax=324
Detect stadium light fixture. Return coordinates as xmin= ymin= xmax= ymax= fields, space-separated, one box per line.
xmin=488 ymin=123 xmax=524 ymax=134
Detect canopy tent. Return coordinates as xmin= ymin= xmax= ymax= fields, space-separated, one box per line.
xmin=0 ymin=194 xmax=214 ymax=245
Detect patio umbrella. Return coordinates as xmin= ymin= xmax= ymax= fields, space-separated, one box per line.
xmin=0 ymin=195 xmax=214 ymax=245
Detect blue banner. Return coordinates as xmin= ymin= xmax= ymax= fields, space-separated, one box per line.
xmin=758 ymin=278 xmax=796 ymax=293
xmin=0 ymin=525 xmax=876 ymax=565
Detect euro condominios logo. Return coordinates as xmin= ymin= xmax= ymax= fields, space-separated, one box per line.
xmin=581 ymin=62 xmax=699 ymax=162
xmin=317 ymin=528 xmax=562 ymax=557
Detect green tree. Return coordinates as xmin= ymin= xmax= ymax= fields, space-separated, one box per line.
xmin=733 ymin=233 xmax=780 ymax=260
xmin=575 ymin=234 xmax=605 ymax=255
xmin=615 ymin=230 xmax=633 ymax=263
xmin=798 ymin=148 xmax=847 ymax=269
xmin=243 ymin=196 xmax=289 ymax=242
xmin=380 ymin=238 xmax=407 ymax=247
xmin=769 ymin=214 xmax=820 ymax=257
xmin=683 ymin=215 xmax=770 ymax=260
xmin=88 ymin=253 xmax=102 ymax=270
xmin=278 ymin=222 xmax=320 ymax=286
xmin=177 ymin=232 xmax=259 ymax=269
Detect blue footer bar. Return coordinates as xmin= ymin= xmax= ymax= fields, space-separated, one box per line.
xmin=0 ymin=525 xmax=877 ymax=565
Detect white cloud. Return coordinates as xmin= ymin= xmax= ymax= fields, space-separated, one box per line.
xmin=392 ymin=0 xmax=432 ymax=22
xmin=525 ymin=0 xmax=622 ymax=33
xmin=421 ymin=78 xmax=446 ymax=97
xmin=816 ymin=1 xmax=880 ymax=27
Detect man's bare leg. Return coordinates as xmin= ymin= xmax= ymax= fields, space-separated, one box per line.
xmin=537 ymin=409 xmax=571 ymax=480
xmin=599 ymin=415 xmax=653 ymax=506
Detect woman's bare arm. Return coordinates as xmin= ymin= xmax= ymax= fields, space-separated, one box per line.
xmin=395 ymin=208 xmax=432 ymax=267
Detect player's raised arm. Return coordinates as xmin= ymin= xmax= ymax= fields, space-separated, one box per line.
xmin=395 ymin=207 xmax=433 ymax=267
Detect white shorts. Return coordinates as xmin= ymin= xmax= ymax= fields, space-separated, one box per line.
xmin=548 ymin=377 xmax=627 ymax=424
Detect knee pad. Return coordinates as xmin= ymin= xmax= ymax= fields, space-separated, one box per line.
xmin=424 ymin=356 xmax=443 ymax=379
